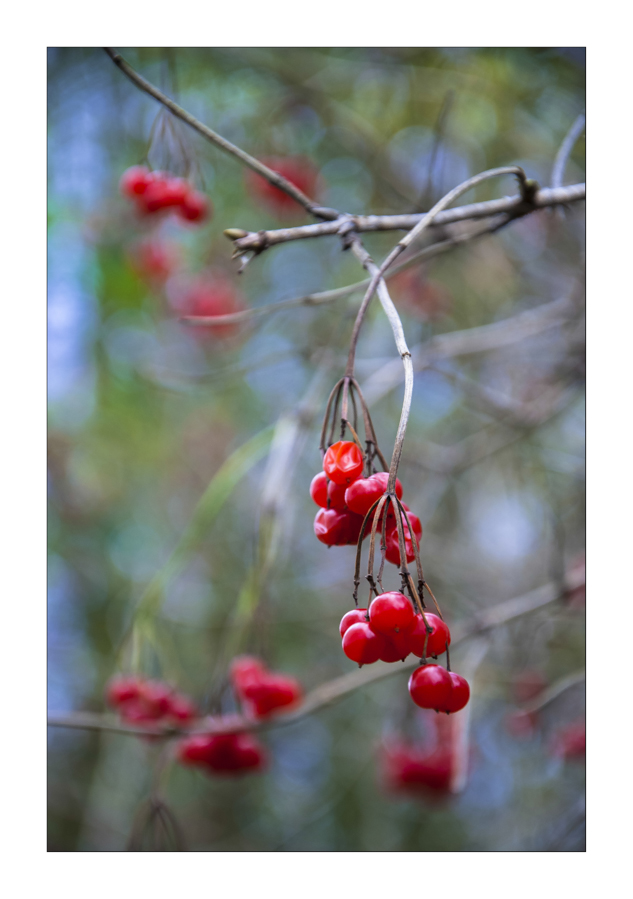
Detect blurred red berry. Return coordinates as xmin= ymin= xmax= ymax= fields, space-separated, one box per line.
xmin=178 ymin=732 xmax=266 ymax=775
xmin=550 ymin=721 xmax=585 ymax=761
xmin=168 ymin=274 xmax=246 ymax=339
xmin=128 ymin=239 xmax=179 ymax=283
xmin=106 ymin=676 xmax=142 ymax=707
xmin=120 ymin=165 xmax=151 ymax=198
xmin=390 ymin=268 xmax=453 ymax=322
xmin=247 ymin=156 xmax=319 ymax=217
xmin=179 ymin=189 xmax=212 ymax=223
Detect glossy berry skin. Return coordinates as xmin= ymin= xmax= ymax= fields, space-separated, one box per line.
xmin=444 ymin=673 xmax=470 ymax=713
xmin=247 ymin=156 xmax=319 ymax=217
xmin=369 ymin=591 xmax=415 ymax=636
xmin=408 ymin=664 xmax=453 ymax=711
xmin=378 ymin=637 xmax=409 ymax=664
xmin=406 ymin=612 xmax=451 ymax=658
xmin=327 ymin=480 xmax=349 ymax=510
xmin=384 ymin=520 xmax=419 ymax=566
xmin=310 ymin=472 xmax=328 ymax=507
xmin=342 ymin=622 xmax=386 ymax=665
xmin=403 ymin=510 xmax=422 ymax=542
xmin=314 ymin=508 xmax=366 ymax=546
xmin=345 ymin=472 xmax=403 ymax=516
xmin=323 ymin=441 xmax=364 ymax=486
xmin=339 ymin=608 xmax=368 ymax=638
xmin=120 ymin=165 xmax=151 ymax=198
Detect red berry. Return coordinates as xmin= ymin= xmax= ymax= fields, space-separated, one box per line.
xmin=241 ymin=673 xmax=302 ymax=718
xmin=314 ymin=508 xmax=366 ymax=546
xmin=247 ymin=156 xmax=319 ymax=217
xmin=550 ymin=722 xmax=585 ymax=760
xmin=382 ymin=742 xmax=452 ymax=795
xmin=128 ymin=239 xmax=179 ymax=283
xmin=168 ymin=274 xmax=246 ymax=339
xmin=323 ymin=441 xmax=364 ymax=486
xmin=342 ymin=622 xmax=386 ymax=665
xmin=167 ymin=693 xmax=197 ymax=723
xmin=120 ymin=679 xmax=173 ymax=722
xmin=120 ymin=165 xmax=151 ymax=198
xmin=408 ymin=664 xmax=453 ymax=710
xmin=339 ymin=608 xmax=368 ymax=637
xmin=178 ymin=732 xmax=266 ymax=774
xmin=403 ymin=510 xmax=423 ymax=542
xmin=310 ymin=472 xmax=328 ymax=508
xmin=230 ymin=655 xmax=267 ymax=691
xmin=327 ymin=479 xmax=349 ymax=511
xmin=314 ymin=508 xmax=348 ymax=545
xmin=406 ymin=612 xmax=451 ymax=658
xmin=344 ymin=472 xmax=403 ymax=516
xmin=179 ymin=189 xmax=211 ymax=223
xmin=384 ymin=519 xmax=419 ymax=566
xmin=444 ymin=673 xmax=470 ymax=713
xmin=106 ymin=676 xmax=141 ymax=707
xmin=137 ymin=173 xmax=173 ymax=212
xmin=378 ymin=636 xmax=409 ymax=663
xmin=369 ymin=591 xmax=415 ymax=636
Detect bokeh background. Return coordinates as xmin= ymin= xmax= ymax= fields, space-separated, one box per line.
xmin=47 ymin=47 xmax=585 ymax=851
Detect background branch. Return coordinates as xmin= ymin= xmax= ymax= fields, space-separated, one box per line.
xmin=48 ymin=563 xmax=584 ymax=739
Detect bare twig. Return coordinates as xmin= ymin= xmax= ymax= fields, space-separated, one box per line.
xmin=47 ymin=565 xmax=584 ymax=739
xmin=227 ymin=183 xmax=586 ymax=255
xmin=184 ymin=213 xmax=513 ymax=328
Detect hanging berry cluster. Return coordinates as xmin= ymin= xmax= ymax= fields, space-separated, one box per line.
xmin=120 ymin=165 xmax=211 ymax=223
xmin=313 ymin=376 xmax=471 ymax=715
xmin=106 ymin=676 xmax=197 ymax=727
xmin=177 ymin=656 xmax=302 ymax=777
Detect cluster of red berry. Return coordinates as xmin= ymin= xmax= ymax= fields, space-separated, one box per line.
xmin=106 ymin=676 xmax=196 ymax=726
xmin=120 ymin=166 xmax=211 ymax=223
xmin=177 ymin=657 xmax=302 ymax=777
xmin=339 ymin=592 xmax=469 ymax=713
xmin=247 ymin=156 xmax=319 ymax=217
xmin=339 ymin=592 xmax=449 ymax=665
xmin=381 ymin=714 xmax=457 ymax=798
xmin=310 ymin=441 xmax=421 ymax=564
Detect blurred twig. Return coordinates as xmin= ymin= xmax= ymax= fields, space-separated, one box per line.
xmin=551 ymin=114 xmax=585 ymax=190
xmin=48 ymin=563 xmax=585 ymax=738
xmin=520 ymin=668 xmax=585 ymax=715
